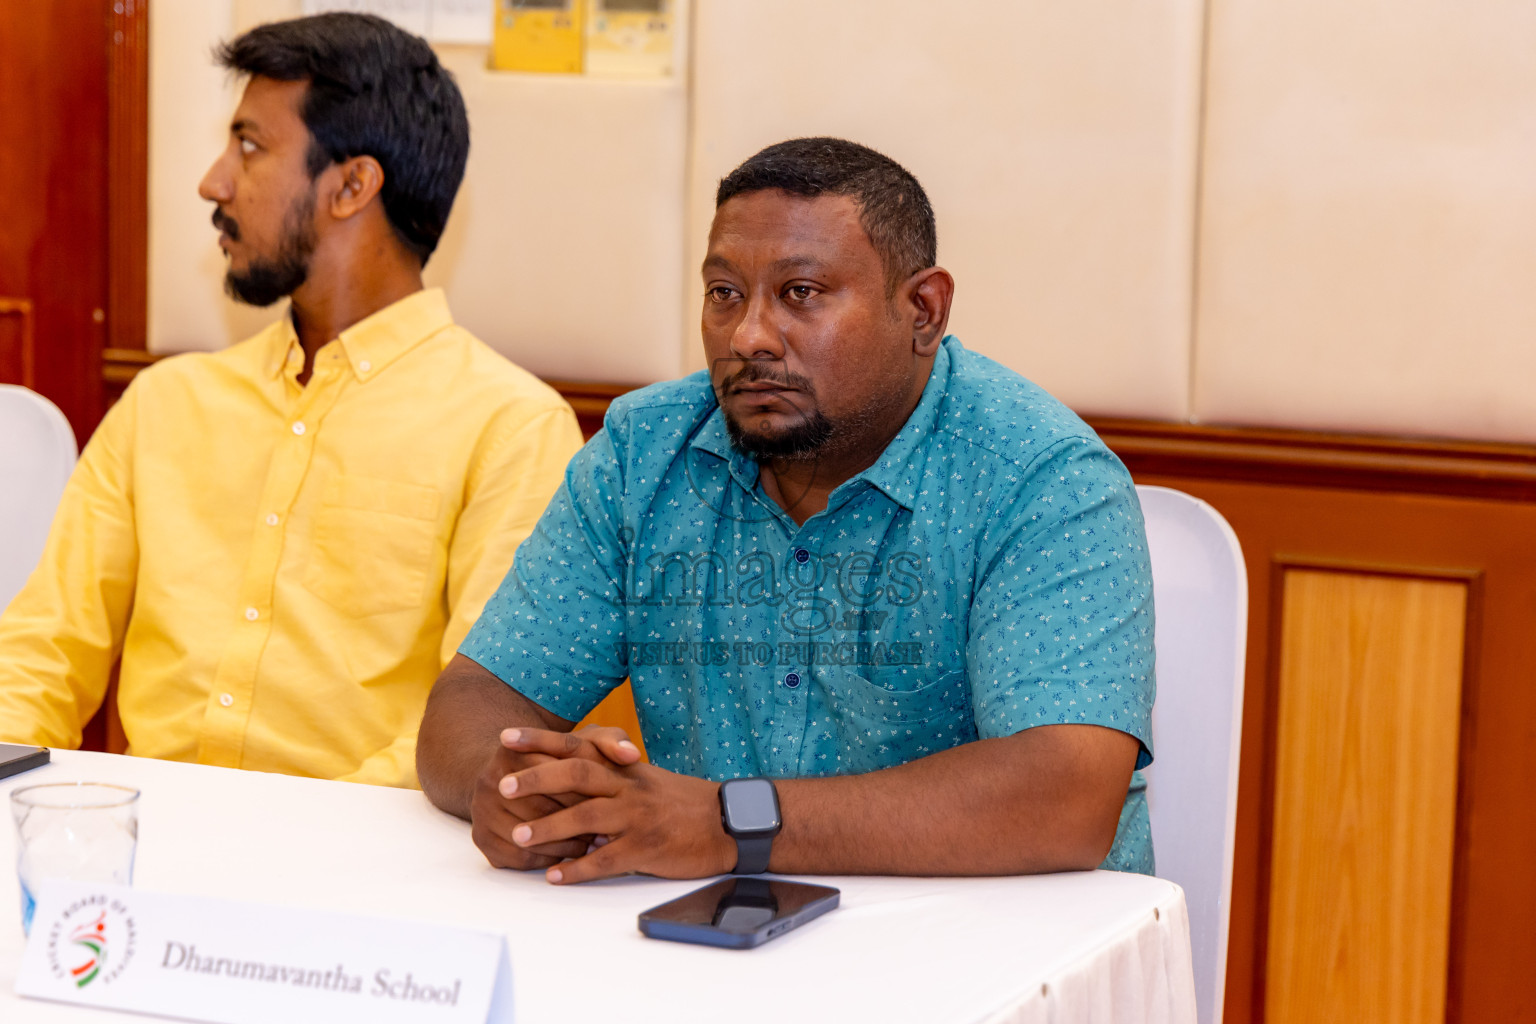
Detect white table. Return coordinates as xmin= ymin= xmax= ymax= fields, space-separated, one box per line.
xmin=2 ymin=751 xmax=1196 ymax=1023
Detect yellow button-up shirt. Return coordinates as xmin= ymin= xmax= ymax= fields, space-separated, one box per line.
xmin=0 ymin=288 xmax=582 ymax=786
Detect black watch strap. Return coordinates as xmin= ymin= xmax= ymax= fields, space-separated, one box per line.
xmin=732 ymin=834 xmax=773 ymax=875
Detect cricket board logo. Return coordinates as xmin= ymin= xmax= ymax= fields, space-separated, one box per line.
xmin=44 ymin=894 xmax=137 ymax=990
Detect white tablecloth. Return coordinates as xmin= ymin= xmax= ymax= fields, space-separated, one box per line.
xmin=1 ymin=750 xmax=1195 ymax=1023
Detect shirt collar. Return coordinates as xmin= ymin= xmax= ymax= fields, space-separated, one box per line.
xmin=263 ymin=317 xmax=303 ymax=381
xmin=687 ymin=337 xmax=957 ymax=513
xmin=689 ymin=401 xmax=763 ymax=495
xmin=261 ymin=288 xmax=454 ymax=383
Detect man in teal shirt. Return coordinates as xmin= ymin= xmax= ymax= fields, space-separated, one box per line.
xmin=418 ymin=138 xmax=1156 ymax=882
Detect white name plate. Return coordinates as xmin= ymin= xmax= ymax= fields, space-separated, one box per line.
xmin=17 ymin=880 xmax=512 ymax=1023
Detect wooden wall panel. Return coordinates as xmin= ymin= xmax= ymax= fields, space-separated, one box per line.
xmin=573 ymin=681 xmax=648 ymax=761
xmin=0 ymin=298 xmax=36 ymax=386
xmin=106 ymin=0 xmax=149 ymax=355
xmin=1101 ymin=421 xmax=1536 ymax=1024
xmin=0 ymin=0 xmax=110 ymax=443
xmin=1265 ymin=569 xmax=1466 ymax=1024
xmin=1118 ymin=473 xmax=1533 ymax=1024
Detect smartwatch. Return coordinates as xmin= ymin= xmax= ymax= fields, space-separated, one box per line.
xmin=718 ymin=778 xmax=781 ymax=875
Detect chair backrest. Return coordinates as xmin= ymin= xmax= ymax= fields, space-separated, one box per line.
xmin=1137 ymin=484 xmax=1247 ymax=1024
xmin=0 ymin=386 xmax=77 ymax=612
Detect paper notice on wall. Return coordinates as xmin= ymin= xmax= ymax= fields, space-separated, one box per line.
xmin=300 ymin=0 xmax=491 ymax=44
xmin=430 ymin=0 xmax=494 ymax=44
xmin=301 ymin=0 xmax=430 ymax=37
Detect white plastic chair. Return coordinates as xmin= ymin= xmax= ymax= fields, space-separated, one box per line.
xmin=1137 ymin=484 xmax=1248 ymax=1024
xmin=0 ymin=385 xmax=77 ymax=612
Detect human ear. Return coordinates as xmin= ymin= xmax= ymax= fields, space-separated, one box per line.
xmin=906 ymin=267 xmax=955 ymax=356
xmin=327 ymin=155 xmax=385 ymax=220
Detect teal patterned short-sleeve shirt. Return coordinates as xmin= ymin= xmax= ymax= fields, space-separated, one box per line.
xmin=462 ymin=337 xmax=1157 ymax=872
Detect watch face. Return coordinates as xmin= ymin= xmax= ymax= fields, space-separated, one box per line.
xmin=724 ymin=778 xmax=780 ymax=833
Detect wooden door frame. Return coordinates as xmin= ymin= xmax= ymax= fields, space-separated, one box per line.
xmin=105 ymin=0 xmax=149 ymax=362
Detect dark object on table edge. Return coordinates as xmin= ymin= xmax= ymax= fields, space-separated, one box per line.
xmin=638 ymin=877 xmax=840 ymax=950
xmin=0 ymin=744 xmax=50 ymax=781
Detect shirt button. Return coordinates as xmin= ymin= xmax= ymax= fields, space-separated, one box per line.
xmin=358 ymin=360 xmax=371 ymax=373
xmin=244 ymin=607 xmax=259 ymax=621
xmin=265 ymin=513 xmax=280 ymax=526
xmin=793 ymin=548 xmax=810 ymax=564
xmin=218 ymin=693 xmax=234 ymax=708
xmin=784 ymin=672 xmax=801 ymax=689
xmin=291 ymin=421 xmax=306 ymax=436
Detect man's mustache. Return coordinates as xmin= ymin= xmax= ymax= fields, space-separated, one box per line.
xmin=211 ymin=208 xmax=241 ymax=242
xmin=717 ymin=362 xmax=815 ymax=394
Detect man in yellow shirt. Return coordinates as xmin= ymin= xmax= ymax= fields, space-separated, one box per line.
xmin=0 ymin=13 xmax=581 ymax=786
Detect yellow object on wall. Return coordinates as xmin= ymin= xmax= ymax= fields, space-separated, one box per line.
xmin=491 ymin=0 xmax=584 ymax=74
xmin=585 ymin=0 xmax=673 ymax=78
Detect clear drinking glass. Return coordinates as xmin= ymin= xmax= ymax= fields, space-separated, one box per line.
xmin=11 ymin=782 xmax=139 ymax=935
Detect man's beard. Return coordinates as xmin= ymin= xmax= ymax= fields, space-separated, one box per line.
xmin=215 ymin=189 xmax=318 ymax=308
xmin=716 ymin=362 xmax=835 ymax=461
xmin=717 ymin=356 xmax=917 ymax=465
xmin=725 ymin=404 xmax=835 ymax=462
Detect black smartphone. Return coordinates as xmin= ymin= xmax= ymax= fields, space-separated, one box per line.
xmin=638 ymin=877 xmax=839 ymax=949
xmin=0 ymin=744 xmax=49 ymax=781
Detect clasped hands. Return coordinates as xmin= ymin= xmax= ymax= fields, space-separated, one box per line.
xmin=469 ymin=726 xmax=736 ymax=884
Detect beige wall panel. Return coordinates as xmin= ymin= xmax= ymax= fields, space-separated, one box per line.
xmin=1194 ymin=1 xmax=1536 ymax=443
xmin=685 ymin=1 xmax=1203 ymax=418
xmin=426 ymin=52 xmax=689 ymax=383
xmin=1267 ymin=569 xmax=1465 ymax=1024
xmin=149 ymin=0 xmax=273 ymax=353
xmin=150 ymin=1 xmax=690 ymax=384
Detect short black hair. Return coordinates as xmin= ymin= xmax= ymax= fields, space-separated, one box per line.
xmin=217 ymin=13 xmax=469 ymax=265
xmin=715 ymin=138 xmax=937 ymax=293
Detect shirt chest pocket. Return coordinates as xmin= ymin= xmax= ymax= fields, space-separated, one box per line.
xmin=818 ymin=667 xmax=978 ymax=776
xmin=303 ymin=476 xmax=443 ymax=618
